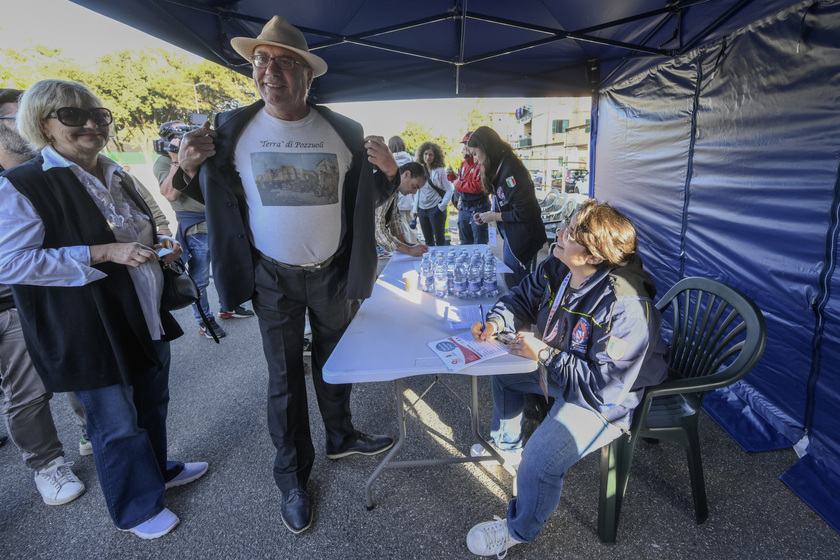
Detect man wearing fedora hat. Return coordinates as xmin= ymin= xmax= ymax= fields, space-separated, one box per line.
xmin=174 ymin=16 xmax=398 ymax=534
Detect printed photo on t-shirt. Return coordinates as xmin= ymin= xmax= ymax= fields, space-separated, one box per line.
xmin=250 ymin=152 xmax=340 ymax=206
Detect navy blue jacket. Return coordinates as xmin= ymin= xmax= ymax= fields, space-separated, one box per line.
xmin=489 ymin=254 xmax=669 ymax=425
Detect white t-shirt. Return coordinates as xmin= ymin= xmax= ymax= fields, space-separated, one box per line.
xmin=234 ymin=108 xmax=351 ymax=265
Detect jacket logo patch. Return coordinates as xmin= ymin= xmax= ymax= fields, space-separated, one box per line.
xmin=505 ymin=176 xmax=516 ymax=188
xmin=570 ymin=317 xmax=590 ymax=355
xmin=607 ymin=336 xmax=628 ymax=360
xmin=496 ymin=186 xmax=506 ymax=202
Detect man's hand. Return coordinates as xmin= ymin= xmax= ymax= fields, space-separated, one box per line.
xmin=365 ymin=135 xmax=398 ymax=181
xmin=401 ymin=243 xmax=428 ymax=257
xmin=178 ymin=121 xmax=217 ymax=179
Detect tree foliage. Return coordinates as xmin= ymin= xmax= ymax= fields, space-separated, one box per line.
xmin=398 ymin=120 xmax=459 ymax=169
xmin=0 ymin=43 xmax=255 ymax=160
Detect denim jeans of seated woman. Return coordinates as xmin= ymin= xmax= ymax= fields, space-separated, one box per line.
xmin=74 ymin=340 xmax=185 ymax=529
xmin=489 ymin=371 xmax=622 ymax=543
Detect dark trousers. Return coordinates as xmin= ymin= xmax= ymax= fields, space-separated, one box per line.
xmin=253 ymin=257 xmax=356 ymax=492
xmin=457 ymin=200 xmax=491 ymax=245
xmin=418 ymin=206 xmax=448 ymax=246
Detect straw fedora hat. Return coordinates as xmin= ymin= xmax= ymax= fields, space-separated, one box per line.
xmin=231 ymin=16 xmax=328 ymax=78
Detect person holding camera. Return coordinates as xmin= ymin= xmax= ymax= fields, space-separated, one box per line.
xmin=155 ymin=121 xmax=254 ymax=340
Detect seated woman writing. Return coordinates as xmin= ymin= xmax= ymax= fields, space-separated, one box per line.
xmin=466 ymin=199 xmax=669 ymax=557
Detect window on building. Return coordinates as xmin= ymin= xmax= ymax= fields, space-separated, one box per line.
xmin=551 ymin=119 xmax=570 ymax=134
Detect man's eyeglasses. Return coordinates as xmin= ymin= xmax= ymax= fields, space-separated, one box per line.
xmin=249 ymin=55 xmax=305 ymax=70
xmin=0 ymin=116 xmax=16 ymax=121
xmin=47 ymin=107 xmax=113 ymax=127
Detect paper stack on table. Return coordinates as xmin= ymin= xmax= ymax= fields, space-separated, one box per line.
xmin=445 ymin=305 xmax=484 ymax=329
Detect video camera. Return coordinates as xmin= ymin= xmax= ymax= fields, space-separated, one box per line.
xmin=153 ymin=123 xmax=200 ymax=155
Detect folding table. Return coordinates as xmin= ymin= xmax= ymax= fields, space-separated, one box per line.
xmin=323 ymin=247 xmax=535 ymax=508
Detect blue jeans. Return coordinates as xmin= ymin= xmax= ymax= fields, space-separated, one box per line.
xmin=74 ymin=341 xmax=184 ymax=529
xmin=458 ymin=200 xmax=490 ymax=245
xmin=489 ymin=371 xmax=622 ymax=543
xmin=185 ymin=233 xmax=214 ymax=323
xmin=502 ymin=237 xmax=530 ymax=287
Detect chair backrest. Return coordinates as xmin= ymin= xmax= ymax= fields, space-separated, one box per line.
xmin=655 ymin=277 xmax=767 ymax=391
xmin=538 ymin=189 xmax=561 ymax=209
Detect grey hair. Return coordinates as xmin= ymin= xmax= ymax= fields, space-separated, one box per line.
xmin=17 ymin=79 xmax=107 ymax=150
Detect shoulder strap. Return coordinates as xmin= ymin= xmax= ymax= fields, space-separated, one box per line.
xmin=426 ymin=172 xmax=446 ymax=198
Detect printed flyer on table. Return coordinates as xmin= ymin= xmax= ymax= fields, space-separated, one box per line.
xmin=428 ymin=331 xmax=509 ymax=372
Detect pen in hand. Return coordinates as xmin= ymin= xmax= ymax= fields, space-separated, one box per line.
xmin=479 ymin=304 xmax=485 ymax=338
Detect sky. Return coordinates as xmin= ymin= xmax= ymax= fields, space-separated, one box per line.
xmin=0 ymin=0 xmax=531 ymax=140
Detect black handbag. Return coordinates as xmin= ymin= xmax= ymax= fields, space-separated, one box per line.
xmin=160 ymin=260 xmax=220 ymax=343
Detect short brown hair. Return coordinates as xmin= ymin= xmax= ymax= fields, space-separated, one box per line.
xmin=0 ymin=89 xmax=24 ymax=114
xmin=570 ymin=199 xmax=637 ymax=269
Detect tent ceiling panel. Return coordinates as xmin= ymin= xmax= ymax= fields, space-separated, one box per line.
xmin=68 ymin=0 xmax=803 ymax=101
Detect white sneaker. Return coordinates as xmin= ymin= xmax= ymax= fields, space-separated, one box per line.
xmin=34 ymin=456 xmax=85 ymax=505
xmin=79 ymin=437 xmax=93 ymax=456
xmin=165 ymin=461 xmax=208 ymax=489
xmin=466 ymin=516 xmax=522 ymax=558
xmin=470 ymin=443 xmax=522 ymax=469
xmin=121 ymin=507 xmax=179 ymax=540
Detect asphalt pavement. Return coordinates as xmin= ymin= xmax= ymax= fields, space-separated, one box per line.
xmin=1 ymin=220 xmax=838 ymax=559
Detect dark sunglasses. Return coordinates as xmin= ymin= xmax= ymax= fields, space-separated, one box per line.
xmin=47 ymin=107 xmax=113 ymax=127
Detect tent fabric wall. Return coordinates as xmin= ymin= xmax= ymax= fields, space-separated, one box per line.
xmin=591 ymin=0 xmax=840 ymax=530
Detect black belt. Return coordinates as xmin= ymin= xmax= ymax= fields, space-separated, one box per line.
xmin=256 ymin=249 xmax=335 ymax=271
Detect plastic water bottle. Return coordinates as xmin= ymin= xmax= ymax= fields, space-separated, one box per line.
xmin=434 ymin=256 xmax=449 ymax=298
xmin=420 ymin=254 xmax=434 ymax=293
xmin=453 ymin=261 xmax=468 ymax=299
xmin=446 ymin=250 xmax=457 ymax=296
xmin=483 ymin=253 xmax=498 ymax=298
xmin=468 ymin=255 xmax=483 ymax=298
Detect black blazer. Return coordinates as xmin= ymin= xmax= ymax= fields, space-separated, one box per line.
xmin=179 ymin=100 xmax=397 ymax=308
xmin=492 ymin=155 xmax=547 ymax=265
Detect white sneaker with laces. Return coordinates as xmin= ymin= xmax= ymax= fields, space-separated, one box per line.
xmin=122 ymin=507 xmax=179 ymax=540
xmin=466 ymin=516 xmax=522 ymax=558
xmin=34 ymin=456 xmax=85 ymax=505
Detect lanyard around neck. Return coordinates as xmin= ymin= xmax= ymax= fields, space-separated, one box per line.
xmin=542 ymin=272 xmax=572 ymax=343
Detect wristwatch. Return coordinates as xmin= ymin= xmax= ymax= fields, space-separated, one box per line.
xmin=538 ymin=346 xmax=555 ymax=366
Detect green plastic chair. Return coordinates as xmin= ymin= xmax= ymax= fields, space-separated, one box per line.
xmin=597 ymin=277 xmax=767 ymax=544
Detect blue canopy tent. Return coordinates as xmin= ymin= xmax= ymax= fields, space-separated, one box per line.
xmin=70 ymin=0 xmax=840 ymax=531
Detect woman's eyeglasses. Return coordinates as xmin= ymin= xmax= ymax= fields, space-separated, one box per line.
xmin=47 ymin=107 xmax=113 ymax=127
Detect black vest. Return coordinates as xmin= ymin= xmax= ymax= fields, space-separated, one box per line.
xmin=3 ymin=157 xmax=182 ymax=392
